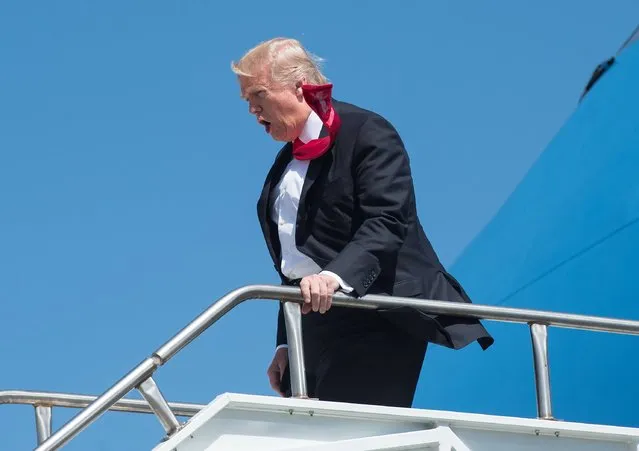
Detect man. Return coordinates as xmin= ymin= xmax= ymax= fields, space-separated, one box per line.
xmin=232 ymin=38 xmax=493 ymax=408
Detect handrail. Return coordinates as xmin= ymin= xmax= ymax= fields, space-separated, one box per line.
xmin=0 ymin=389 xmax=205 ymax=447
xmin=32 ymin=284 xmax=639 ymax=450
xmin=0 ymin=390 xmax=205 ymax=416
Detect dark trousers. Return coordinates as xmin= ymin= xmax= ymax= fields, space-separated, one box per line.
xmin=282 ymin=307 xmax=427 ymax=408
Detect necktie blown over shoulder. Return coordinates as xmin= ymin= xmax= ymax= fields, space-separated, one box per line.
xmin=292 ymin=83 xmax=341 ymax=160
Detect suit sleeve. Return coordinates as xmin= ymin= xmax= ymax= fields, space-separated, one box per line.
xmin=323 ymin=114 xmax=413 ymax=296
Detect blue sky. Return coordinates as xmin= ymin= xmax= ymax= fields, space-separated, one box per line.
xmin=2 ymin=1 xmax=638 ymax=449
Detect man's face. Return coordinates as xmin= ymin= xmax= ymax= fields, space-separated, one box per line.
xmin=239 ymin=67 xmax=308 ymax=142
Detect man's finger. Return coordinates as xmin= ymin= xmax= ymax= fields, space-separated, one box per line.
xmin=325 ymin=284 xmax=334 ymax=312
xmin=319 ymin=280 xmax=328 ymax=313
xmin=300 ymin=279 xmax=311 ymax=307
xmin=310 ymin=277 xmax=321 ymax=312
xmin=267 ymin=367 xmax=281 ymax=394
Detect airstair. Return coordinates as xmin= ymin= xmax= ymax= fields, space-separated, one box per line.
xmin=3 ymin=284 xmax=639 ymax=450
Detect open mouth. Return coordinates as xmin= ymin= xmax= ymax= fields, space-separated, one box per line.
xmin=259 ymin=119 xmax=271 ymax=134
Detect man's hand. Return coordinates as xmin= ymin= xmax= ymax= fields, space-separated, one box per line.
xmin=267 ymin=347 xmax=289 ymax=396
xmin=299 ymin=274 xmax=339 ymax=314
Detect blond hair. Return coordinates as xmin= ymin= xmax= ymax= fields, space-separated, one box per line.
xmin=231 ymin=38 xmax=328 ymax=88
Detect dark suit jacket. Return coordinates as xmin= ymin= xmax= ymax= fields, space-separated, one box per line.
xmin=257 ymin=99 xmax=494 ymax=352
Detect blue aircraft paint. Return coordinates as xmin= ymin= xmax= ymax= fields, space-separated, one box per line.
xmin=414 ymin=37 xmax=639 ymax=428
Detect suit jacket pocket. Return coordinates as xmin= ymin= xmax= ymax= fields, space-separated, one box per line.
xmin=392 ymin=277 xmax=423 ymax=297
xmin=379 ymin=278 xmax=457 ymax=349
xmin=381 ymin=273 xmax=492 ymax=350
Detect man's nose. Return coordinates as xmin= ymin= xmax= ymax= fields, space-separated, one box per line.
xmin=249 ymin=103 xmax=261 ymax=114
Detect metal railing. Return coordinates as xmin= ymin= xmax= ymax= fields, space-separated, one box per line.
xmin=0 ymin=390 xmax=205 ymax=447
xmin=16 ymin=284 xmax=639 ymax=450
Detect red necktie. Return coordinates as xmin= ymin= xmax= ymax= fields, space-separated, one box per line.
xmin=292 ymin=83 xmax=341 ymax=161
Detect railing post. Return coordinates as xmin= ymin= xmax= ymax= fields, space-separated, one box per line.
xmin=34 ymin=405 xmax=52 ymax=445
xmin=283 ymin=301 xmax=308 ymax=398
xmin=530 ymin=323 xmax=554 ymax=420
xmin=137 ymin=377 xmax=181 ymax=435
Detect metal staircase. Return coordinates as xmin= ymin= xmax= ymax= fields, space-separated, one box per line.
xmin=3 ymin=284 xmax=639 ymax=450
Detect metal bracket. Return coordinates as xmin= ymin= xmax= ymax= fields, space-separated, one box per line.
xmin=137 ymin=377 xmax=181 ymax=435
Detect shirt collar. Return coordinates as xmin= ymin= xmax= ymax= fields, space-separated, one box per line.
xmin=298 ymin=110 xmax=323 ymax=144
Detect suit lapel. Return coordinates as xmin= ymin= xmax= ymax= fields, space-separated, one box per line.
xmin=258 ymin=120 xmax=337 ymax=264
xmin=297 ymin=124 xmax=334 ymax=232
xmin=257 ymin=143 xmax=292 ymax=266
xmin=297 ymin=157 xmax=324 ymax=224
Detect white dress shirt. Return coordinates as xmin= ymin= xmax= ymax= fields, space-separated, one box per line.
xmin=272 ymin=111 xmax=353 ymax=350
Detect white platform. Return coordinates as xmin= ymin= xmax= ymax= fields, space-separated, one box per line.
xmin=152 ymin=393 xmax=639 ymax=451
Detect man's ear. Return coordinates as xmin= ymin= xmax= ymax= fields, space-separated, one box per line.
xmin=295 ymin=79 xmax=307 ymax=100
